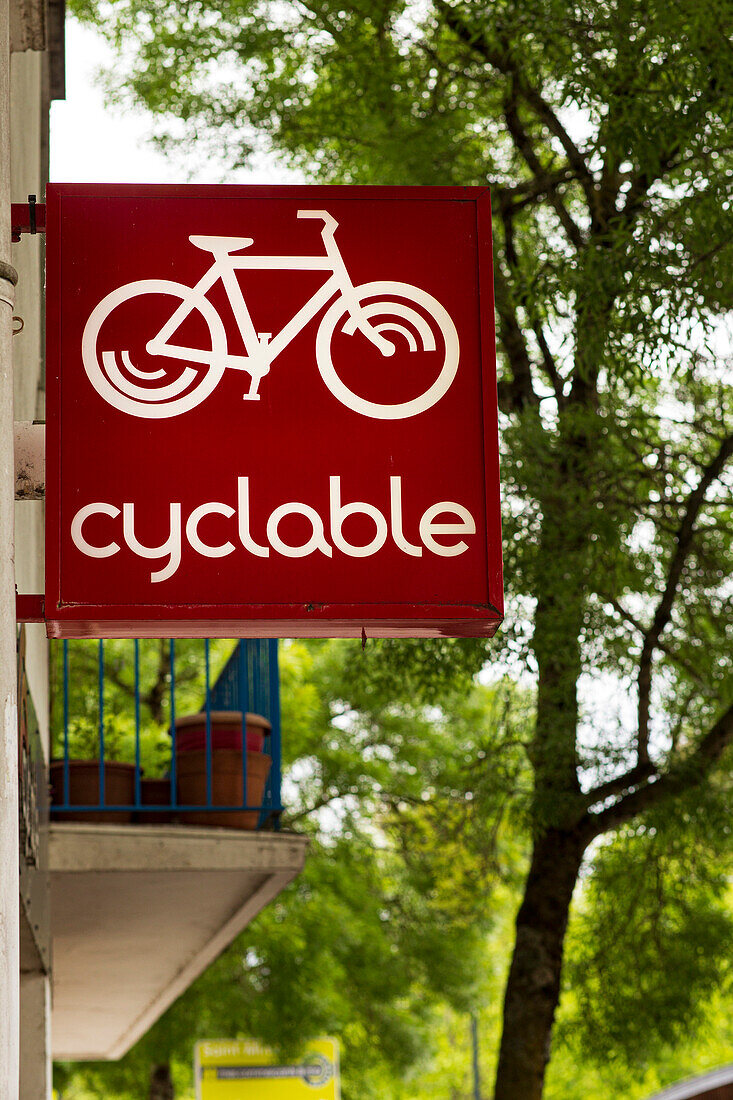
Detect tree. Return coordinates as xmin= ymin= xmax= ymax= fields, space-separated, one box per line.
xmin=66 ymin=2 xmax=733 ymax=1096
xmin=54 ymin=640 xmax=525 ymax=1099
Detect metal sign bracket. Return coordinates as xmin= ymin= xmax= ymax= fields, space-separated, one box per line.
xmin=12 ymin=196 xmax=47 ymax=242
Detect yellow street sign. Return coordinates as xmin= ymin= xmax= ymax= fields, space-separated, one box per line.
xmin=195 ymin=1037 xmax=340 ymax=1100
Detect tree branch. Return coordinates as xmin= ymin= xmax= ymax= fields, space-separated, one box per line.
xmin=285 ymin=790 xmax=353 ymax=826
xmin=436 ymin=0 xmax=597 ymax=211
xmin=493 ymin=263 xmax=539 ymax=413
xmin=502 ymin=85 xmax=585 ymax=252
xmin=584 ymin=761 xmax=656 ymax=806
xmin=636 ymin=431 xmax=733 ymax=765
xmin=531 ymin=321 xmax=564 ymax=404
xmin=496 ymin=167 xmax=580 ymax=210
xmin=499 ymin=195 xmax=519 ymax=270
xmin=586 ymin=699 xmax=733 ymax=838
xmin=615 ymin=98 xmax=711 ymax=230
xmin=621 ymin=150 xmax=681 ymax=225
xmin=511 ymin=82 xmax=595 ymax=207
xmin=620 ymin=86 xmax=721 ymax=226
xmin=496 ymin=194 xmax=563 ymax=405
xmin=608 ymin=598 xmax=708 ymax=689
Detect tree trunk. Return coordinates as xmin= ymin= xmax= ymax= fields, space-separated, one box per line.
xmin=491 ymin=409 xmax=596 ymax=1099
xmin=149 ymin=1062 xmax=174 ymax=1100
xmin=493 ymin=827 xmax=586 ymax=1100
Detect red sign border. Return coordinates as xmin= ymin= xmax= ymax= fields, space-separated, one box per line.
xmin=44 ymin=183 xmax=503 ymax=639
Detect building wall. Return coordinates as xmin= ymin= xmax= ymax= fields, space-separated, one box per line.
xmin=11 ymin=46 xmax=48 ymax=755
xmin=10 ymin=14 xmax=53 ymax=1100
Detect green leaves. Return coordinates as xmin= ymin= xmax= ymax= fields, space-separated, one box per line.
xmin=50 ymin=638 xmax=236 ymax=775
xmin=59 ymin=0 xmax=733 ymax=1093
xmin=561 ymin=791 xmax=733 ymax=1068
xmin=56 ymin=640 xmax=526 ymax=1099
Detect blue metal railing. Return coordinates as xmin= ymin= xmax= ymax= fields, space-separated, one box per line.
xmin=51 ymin=639 xmax=282 ymax=829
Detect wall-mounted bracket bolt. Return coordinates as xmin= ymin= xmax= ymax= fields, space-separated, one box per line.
xmin=11 ymin=195 xmax=46 ymax=243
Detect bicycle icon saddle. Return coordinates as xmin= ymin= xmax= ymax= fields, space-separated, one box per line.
xmin=189 ymin=235 xmax=254 ymax=253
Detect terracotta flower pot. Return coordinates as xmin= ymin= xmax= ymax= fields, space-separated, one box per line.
xmin=174 ymin=711 xmax=270 ymax=754
xmin=50 ymin=760 xmax=136 ymax=823
xmin=176 ymin=749 xmax=271 ymax=830
xmin=137 ymin=777 xmax=174 ymax=824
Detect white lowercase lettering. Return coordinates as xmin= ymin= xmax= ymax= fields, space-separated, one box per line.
xmin=70 ymin=476 xmax=477 ymax=583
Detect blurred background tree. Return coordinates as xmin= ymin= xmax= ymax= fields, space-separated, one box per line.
xmin=54 ymin=639 xmax=527 ymax=1099
xmin=61 ymin=1 xmax=733 ymax=1096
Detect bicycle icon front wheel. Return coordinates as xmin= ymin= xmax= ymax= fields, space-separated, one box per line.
xmin=315 ymin=280 xmax=459 ymax=419
xmin=81 ymin=279 xmax=228 ymax=419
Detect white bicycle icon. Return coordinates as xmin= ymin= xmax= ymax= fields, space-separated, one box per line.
xmin=81 ymin=209 xmax=460 ymax=420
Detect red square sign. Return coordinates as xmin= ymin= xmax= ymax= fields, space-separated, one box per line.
xmin=45 ymin=184 xmax=502 ymax=638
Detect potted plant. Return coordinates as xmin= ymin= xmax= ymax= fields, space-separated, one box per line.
xmin=136 ymin=725 xmax=177 ymax=824
xmin=50 ymin=717 xmax=136 ymax=823
xmin=174 ymin=711 xmax=272 ymax=830
xmin=136 ymin=776 xmax=174 ymax=824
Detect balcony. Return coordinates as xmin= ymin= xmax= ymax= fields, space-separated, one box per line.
xmin=51 ymin=637 xmax=283 ymax=826
xmin=46 ymin=639 xmax=308 ymax=1061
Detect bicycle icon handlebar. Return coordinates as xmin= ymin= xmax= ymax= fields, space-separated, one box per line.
xmin=81 ymin=209 xmax=460 ymax=421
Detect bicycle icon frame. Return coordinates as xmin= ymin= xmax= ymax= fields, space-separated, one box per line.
xmin=82 ymin=207 xmax=460 ymax=420
xmin=148 ymin=209 xmax=395 ymax=399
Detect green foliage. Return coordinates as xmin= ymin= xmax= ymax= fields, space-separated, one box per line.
xmin=49 ymin=638 xmax=235 ymax=775
xmin=60 ymin=0 xmax=733 ymax=1094
xmin=55 ymin=640 xmax=529 ymax=1098
xmin=67 ymin=0 xmax=733 ymax=793
xmin=561 ymin=805 xmax=733 ymax=1064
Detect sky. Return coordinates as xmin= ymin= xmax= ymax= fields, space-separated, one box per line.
xmin=50 ymin=21 xmax=182 ymax=184
xmin=49 ymin=20 xmax=296 ymax=185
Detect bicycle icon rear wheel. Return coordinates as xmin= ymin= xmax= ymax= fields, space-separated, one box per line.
xmin=81 ymin=279 xmax=228 ymax=419
xmin=315 ymin=280 xmax=459 ymax=419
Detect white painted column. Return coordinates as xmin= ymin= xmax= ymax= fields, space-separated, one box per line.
xmin=20 ymin=972 xmax=51 ymax=1100
xmin=0 ymin=0 xmax=19 ymax=1094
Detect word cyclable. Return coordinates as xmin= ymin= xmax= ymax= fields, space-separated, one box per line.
xmin=70 ymin=476 xmax=477 ymax=583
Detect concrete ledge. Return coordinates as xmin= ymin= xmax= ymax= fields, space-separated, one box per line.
xmin=50 ymin=824 xmax=309 ymax=1060
xmin=49 ymin=822 xmax=308 ymax=874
